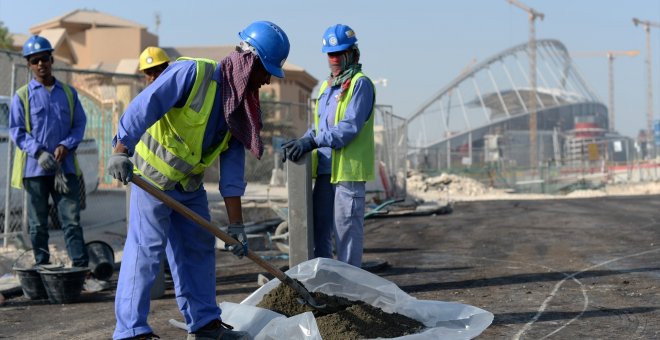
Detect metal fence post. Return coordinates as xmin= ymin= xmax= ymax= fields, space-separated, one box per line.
xmin=286 ymin=153 xmax=314 ymax=268
xmin=3 ymin=135 xmax=12 ymax=248
xmin=3 ymin=64 xmax=16 ymax=248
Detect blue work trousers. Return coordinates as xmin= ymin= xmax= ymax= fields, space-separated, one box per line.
xmin=23 ymin=175 xmax=88 ymax=267
xmin=313 ymin=174 xmax=366 ymax=267
xmin=113 ymin=183 xmax=220 ymax=339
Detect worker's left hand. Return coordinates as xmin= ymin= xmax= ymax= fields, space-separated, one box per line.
xmin=226 ymin=223 xmax=249 ymax=258
xmin=54 ymin=145 xmax=69 ymax=162
xmin=282 ymin=136 xmax=317 ymax=162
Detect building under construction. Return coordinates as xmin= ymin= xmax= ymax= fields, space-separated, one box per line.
xmin=406 ymin=39 xmax=635 ymax=192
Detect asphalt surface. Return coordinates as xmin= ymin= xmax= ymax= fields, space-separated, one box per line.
xmin=1 ymin=194 xmax=659 ymax=339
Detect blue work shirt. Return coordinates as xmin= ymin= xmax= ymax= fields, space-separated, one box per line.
xmin=9 ymin=79 xmax=87 ymax=177
xmin=114 ymin=60 xmax=246 ymax=197
xmin=306 ymin=78 xmax=375 ymax=175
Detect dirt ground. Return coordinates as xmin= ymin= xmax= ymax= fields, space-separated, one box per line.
xmin=1 ymin=194 xmax=659 ymax=339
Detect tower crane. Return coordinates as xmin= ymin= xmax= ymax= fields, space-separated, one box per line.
xmin=570 ymin=50 xmax=640 ymax=132
xmin=632 ymin=18 xmax=660 ymax=150
xmin=154 ymin=12 xmax=161 ymax=35
xmin=507 ymin=0 xmax=544 ymax=170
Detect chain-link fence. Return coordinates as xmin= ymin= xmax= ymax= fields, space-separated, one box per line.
xmin=250 ymin=101 xmax=408 ymax=203
xmin=248 ymin=100 xmax=309 ymax=185
xmin=1 ymin=49 xmax=146 ymax=245
xmin=373 ymin=105 xmax=407 ymax=200
xmin=1 ymin=47 xmax=407 ymax=247
xmin=1 ymin=50 xmax=30 ymax=244
xmin=407 ymin=127 xmax=660 ymax=194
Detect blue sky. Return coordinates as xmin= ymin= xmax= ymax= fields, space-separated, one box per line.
xmin=1 ymin=0 xmax=659 ymax=138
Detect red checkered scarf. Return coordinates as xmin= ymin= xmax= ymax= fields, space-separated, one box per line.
xmin=220 ymin=51 xmax=264 ymax=159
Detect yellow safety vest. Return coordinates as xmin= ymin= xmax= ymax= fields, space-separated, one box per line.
xmin=312 ymin=72 xmax=375 ymax=183
xmin=11 ymin=82 xmax=80 ymax=189
xmin=133 ymin=57 xmax=231 ymax=191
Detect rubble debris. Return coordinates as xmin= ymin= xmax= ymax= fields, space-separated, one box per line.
xmin=408 ymin=171 xmax=502 ymax=197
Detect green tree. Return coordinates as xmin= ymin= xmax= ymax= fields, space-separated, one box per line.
xmin=0 ymin=21 xmax=14 ymax=50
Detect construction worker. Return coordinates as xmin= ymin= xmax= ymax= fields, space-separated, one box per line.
xmin=106 ymin=21 xmax=290 ymax=340
xmin=9 ymin=35 xmax=89 ymax=269
xmin=283 ymin=24 xmax=375 ymax=267
xmin=138 ymin=46 xmax=170 ymax=85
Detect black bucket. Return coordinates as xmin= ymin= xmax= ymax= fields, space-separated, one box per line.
xmin=13 ymin=267 xmax=48 ymax=300
xmin=85 ymin=240 xmax=115 ymax=280
xmin=38 ymin=267 xmax=89 ymax=304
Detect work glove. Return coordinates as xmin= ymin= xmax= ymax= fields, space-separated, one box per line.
xmin=106 ymin=153 xmax=134 ymax=185
xmin=53 ymin=164 xmax=70 ymax=194
xmin=282 ymin=136 xmax=317 ymax=162
xmin=281 ymin=139 xmax=295 ymax=163
xmin=37 ymin=151 xmax=57 ymax=172
xmin=225 ymin=223 xmax=249 ymax=258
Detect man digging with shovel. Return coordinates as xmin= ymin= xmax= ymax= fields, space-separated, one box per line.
xmin=106 ymin=21 xmax=290 ymax=340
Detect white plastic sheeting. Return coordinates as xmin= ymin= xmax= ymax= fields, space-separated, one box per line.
xmin=219 ymin=258 xmax=493 ymax=339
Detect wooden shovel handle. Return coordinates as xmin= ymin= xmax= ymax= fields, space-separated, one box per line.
xmin=130 ymin=176 xmax=289 ymax=282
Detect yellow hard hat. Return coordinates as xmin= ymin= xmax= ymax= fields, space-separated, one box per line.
xmin=139 ymin=46 xmax=170 ymax=71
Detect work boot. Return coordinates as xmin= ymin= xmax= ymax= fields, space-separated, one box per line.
xmin=187 ymin=320 xmax=251 ymax=340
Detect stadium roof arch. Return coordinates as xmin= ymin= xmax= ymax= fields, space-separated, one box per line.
xmin=406 ymin=39 xmax=607 ymax=162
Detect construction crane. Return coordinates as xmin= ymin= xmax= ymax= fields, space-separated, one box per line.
xmin=570 ymin=50 xmax=640 ymax=132
xmin=633 ymin=18 xmax=660 ymax=151
xmin=507 ymin=0 xmax=544 ymax=170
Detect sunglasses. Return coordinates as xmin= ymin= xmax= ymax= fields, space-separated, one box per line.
xmin=29 ymin=55 xmax=52 ymax=65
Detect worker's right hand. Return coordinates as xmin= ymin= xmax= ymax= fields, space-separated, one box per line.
xmin=225 ymin=223 xmax=249 ymax=258
xmin=280 ymin=139 xmax=296 ymax=163
xmin=106 ymin=153 xmax=134 ymax=185
xmin=37 ymin=151 xmax=57 ymax=172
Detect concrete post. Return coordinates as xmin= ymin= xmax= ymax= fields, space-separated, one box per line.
xmin=286 ymin=153 xmax=314 ymax=268
xmin=126 ymin=184 xmax=165 ymax=299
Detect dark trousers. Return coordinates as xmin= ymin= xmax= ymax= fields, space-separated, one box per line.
xmin=23 ymin=175 xmax=88 ymax=267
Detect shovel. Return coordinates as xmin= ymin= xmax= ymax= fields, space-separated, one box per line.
xmin=130 ymin=175 xmax=327 ymax=311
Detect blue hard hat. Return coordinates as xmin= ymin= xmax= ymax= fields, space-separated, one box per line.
xmin=322 ymin=24 xmax=357 ymax=53
xmin=238 ymin=21 xmax=290 ymax=78
xmin=23 ymin=35 xmax=54 ymax=58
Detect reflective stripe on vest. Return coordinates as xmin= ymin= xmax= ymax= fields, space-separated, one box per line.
xmin=134 ymin=131 xmax=231 ymax=191
xmin=312 ymin=72 xmax=376 ymax=183
xmin=133 ymin=58 xmax=231 ymax=191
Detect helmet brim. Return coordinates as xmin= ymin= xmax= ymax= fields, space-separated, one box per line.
xmin=138 ymin=60 xmax=167 ymax=71
xmin=24 ymin=48 xmax=54 ymax=59
xmin=322 ymin=43 xmax=353 ymax=53
xmin=262 ymin=60 xmax=284 ymax=78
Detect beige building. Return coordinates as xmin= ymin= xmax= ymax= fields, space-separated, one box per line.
xmin=12 ymin=9 xmax=317 ymax=137
xmin=163 ymin=46 xmax=317 ymax=138
xmin=10 ymin=9 xmax=318 ymax=186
